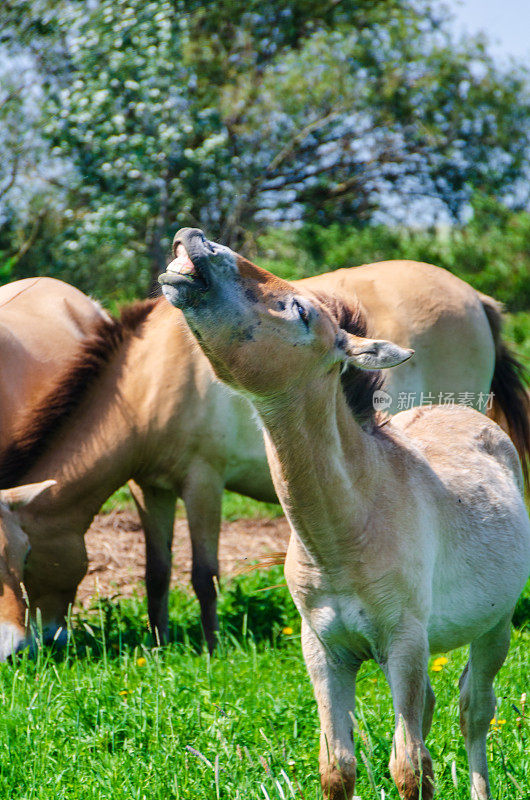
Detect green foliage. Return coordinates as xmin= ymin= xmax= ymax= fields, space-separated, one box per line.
xmin=257 ymin=197 xmax=530 ymax=315
xmin=0 ymin=574 xmax=528 ymax=798
xmin=0 ymin=256 xmax=14 ymax=281
xmin=100 ymin=485 xmax=134 ymax=513
xmin=75 ymin=565 xmax=298 ymax=655
xmin=3 ymin=0 xmax=529 ymax=297
xmin=504 ymin=312 xmax=530 ymax=364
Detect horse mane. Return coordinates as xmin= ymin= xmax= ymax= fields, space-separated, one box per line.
xmin=310 ymin=290 xmax=385 ymax=428
xmin=0 ymin=298 xmax=161 ymax=489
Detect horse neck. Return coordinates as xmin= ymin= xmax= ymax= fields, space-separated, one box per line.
xmin=17 ymin=317 xmax=164 ymax=537
xmin=254 ymin=374 xmax=383 ymax=566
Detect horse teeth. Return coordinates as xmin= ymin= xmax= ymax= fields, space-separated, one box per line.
xmin=168 ymin=244 xmax=197 ymax=276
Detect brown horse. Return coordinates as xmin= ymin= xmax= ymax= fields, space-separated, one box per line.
xmin=0 ymin=251 xmax=527 ymax=657
xmin=158 ymin=228 xmax=530 ymax=800
xmin=0 ymin=277 xmax=110 ymax=451
xmin=0 ymin=479 xmax=56 ymax=659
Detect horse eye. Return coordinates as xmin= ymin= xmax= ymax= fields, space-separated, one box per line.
xmin=294 ymin=300 xmax=309 ymax=328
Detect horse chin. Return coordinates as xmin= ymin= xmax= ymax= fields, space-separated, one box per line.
xmin=160 ymin=281 xmax=207 ymax=309
xmin=0 ymin=622 xmax=28 ymax=661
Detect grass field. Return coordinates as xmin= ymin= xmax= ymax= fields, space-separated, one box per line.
xmin=0 ymin=566 xmax=528 ymax=800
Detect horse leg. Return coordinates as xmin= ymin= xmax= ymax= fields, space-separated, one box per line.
xmin=422 ymin=678 xmax=436 ymax=740
xmin=302 ymin=620 xmax=359 ymax=800
xmin=386 ymin=619 xmax=435 ymax=800
xmin=181 ymin=460 xmax=224 ymax=654
xmin=458 ymin=613 xmax=512 ymax=800
xmin=129 ymin=480 xmax=177 ymax=644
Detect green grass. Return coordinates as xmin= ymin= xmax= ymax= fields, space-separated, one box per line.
xmin=0 ymin=570 xmax=528 ymax=799
xmin=101 ymin=486 xmax=282 ymax=520
xmin=220 ymin=492 xmax=282 ymax=522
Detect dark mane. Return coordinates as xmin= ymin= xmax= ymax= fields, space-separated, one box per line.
xmin=0 ymin=298 xmax=161 ymax=489
xmin=310 ymin=291 xmax=385 ymax=428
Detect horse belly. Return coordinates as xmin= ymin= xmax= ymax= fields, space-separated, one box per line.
xmin=427 ymin=606 xmax=501 ymax=653
xmin=221 ymin=393 xmax=277 ymax=502
xmin=224 ymin=458 xmax=276 ymax=503
xmin=428 ymin=528 xmax=530 ymax=652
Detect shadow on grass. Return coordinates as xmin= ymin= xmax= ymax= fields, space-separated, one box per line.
xmin=512 ymin=596 xmax=530 ymax=629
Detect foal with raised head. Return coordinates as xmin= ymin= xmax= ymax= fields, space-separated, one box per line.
xmin=2 ymin=268 xmax=526 ymax=661
xmin=160 ymin=228 xmax=530 ymax=800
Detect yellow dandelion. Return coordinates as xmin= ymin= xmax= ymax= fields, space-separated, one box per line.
xmin=282 ymin=626 xmax=293 ymax=635
xmin=433 ymin=656 xmax=449 ymax=667
xmin=431 ymin=656 xmax=449 ymax=671
xmin=137 ymin=657 xmax=147 ymax=667
xmin=119 ymin=689 xmax=128 ymax=697
xmin=490 ymin=717 xmax=506 ymax=727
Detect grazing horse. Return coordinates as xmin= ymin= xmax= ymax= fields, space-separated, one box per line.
xmin=0 ymin=480 xmax=56 ymax=659
xmin=159 ymin=228 xmax=530 ymax=800
xmin=0 ymin=254 xmax=527 ymax=658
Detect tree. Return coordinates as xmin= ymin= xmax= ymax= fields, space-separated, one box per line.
xmin=5 ymin=0 xmax=530 ymax=297
xmin=0 ymin=0 xmax=81 ymax=277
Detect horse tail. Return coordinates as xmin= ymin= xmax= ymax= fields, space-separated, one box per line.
xmin=480 ymin=292 xmax=530 ymax=490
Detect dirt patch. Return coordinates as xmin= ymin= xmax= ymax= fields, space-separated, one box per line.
xmin=77 ymin=510 xmax=291 ymax=607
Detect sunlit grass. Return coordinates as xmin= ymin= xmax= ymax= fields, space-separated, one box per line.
xmin=101 ymin=485 xmax=282 ymax=520
xmin=0 ymin=571 xmax=528 ymax=799
xmin=221 ymin=492 xmax=282 ymax=521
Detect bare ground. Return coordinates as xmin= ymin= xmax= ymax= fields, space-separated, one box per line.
xmin=77 ymin=510 xmax=290 ymax=607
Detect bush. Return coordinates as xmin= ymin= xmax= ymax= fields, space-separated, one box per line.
xmin=257 ymin=197 xmax=530 ymax=314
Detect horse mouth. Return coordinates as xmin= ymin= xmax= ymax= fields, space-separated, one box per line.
xmin=159 ymin=243 xmax=209 ymax=292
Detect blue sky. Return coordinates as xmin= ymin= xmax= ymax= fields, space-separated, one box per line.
xmin=449 ymin=0 xmax=530 ymax=62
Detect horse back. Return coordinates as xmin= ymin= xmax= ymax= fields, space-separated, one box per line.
xmin=0 ymin=277 xmax=108 ymax=451
xmin=299 ymin=261 xmax=495 ymax=411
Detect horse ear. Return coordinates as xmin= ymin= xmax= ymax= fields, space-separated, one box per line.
xmin=342 ymin=332 xmax=414 ymax=371
xmin=0 ymin=479 xmax=56 ymax=510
